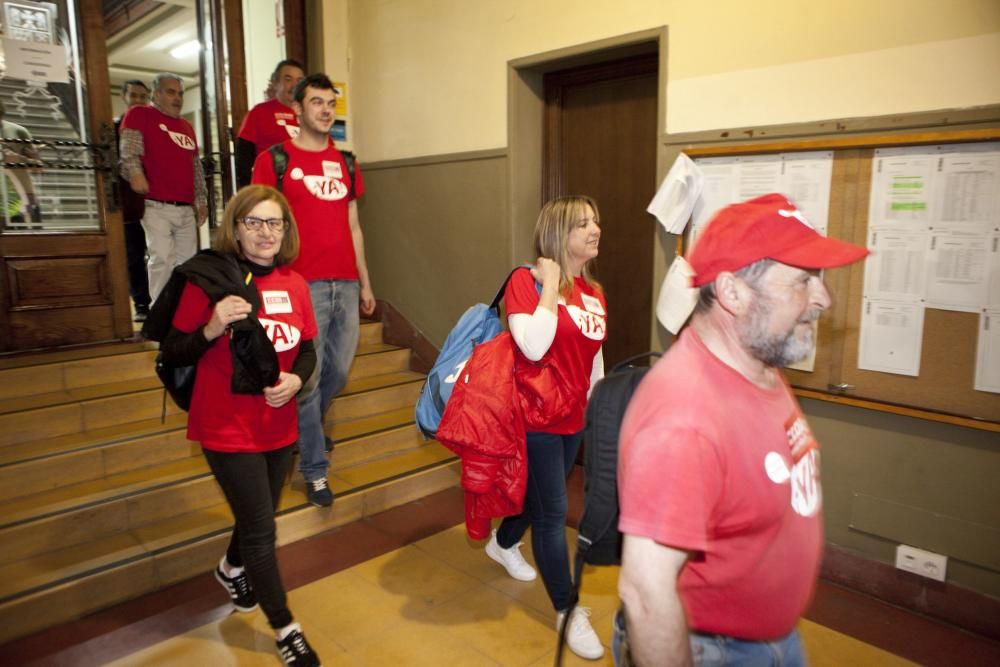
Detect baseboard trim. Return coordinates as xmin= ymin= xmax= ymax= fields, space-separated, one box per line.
xmin=822 ymin=543 xmax=1000 ymax=642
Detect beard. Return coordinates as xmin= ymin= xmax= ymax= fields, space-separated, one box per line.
xmin=738 ymin=293 xmax=819 ymax=368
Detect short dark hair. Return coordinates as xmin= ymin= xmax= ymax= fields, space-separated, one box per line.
xmin=270 ymin=59 xmax=305 ymax=82
xmin=292 ymin=73 xmax=335 ymax=105
xmin=122 ymin=79 xmax=149 ymax=93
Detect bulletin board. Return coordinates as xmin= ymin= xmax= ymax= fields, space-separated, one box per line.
xmin=682 ymin=127 xmax=1000 ymax=431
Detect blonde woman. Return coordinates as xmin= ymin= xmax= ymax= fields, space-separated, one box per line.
xmin=486 ymin=195 xmax=608 ymax=660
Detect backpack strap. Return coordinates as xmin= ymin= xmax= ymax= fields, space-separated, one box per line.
xmin=269 ymin=143 xmax=289 ymax=193
xmin=341 ymin=149 xmax=357 ymax=199
xmin=489 ymin=264 xmax=539 ymax=312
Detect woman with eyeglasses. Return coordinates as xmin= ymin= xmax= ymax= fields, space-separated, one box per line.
xmin=159 ymin=184 xmax=321 ymax=666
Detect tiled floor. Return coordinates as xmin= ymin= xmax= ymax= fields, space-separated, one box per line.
xmin=3 ymin=475 xmax=999 ymax=666
xmin=103 ymin=525 xmax=913 ymax=667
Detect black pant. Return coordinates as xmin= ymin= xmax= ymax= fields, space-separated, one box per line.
xmin=124 ymin=221 xmax=150 ymax=308
xmin=203 ymin=444 xmax=295 ymax=629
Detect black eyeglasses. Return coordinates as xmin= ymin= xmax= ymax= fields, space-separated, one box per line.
xmin=239 ymin=216 xmax=287 ymax=232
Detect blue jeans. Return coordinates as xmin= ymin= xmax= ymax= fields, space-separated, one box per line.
xmin=496 ymin=430 xmax=581 ymax=611
xmin=296 ymin=279 xmax=360 ymax=482
xmin=612 ymin=610 xmax=807 ymax=667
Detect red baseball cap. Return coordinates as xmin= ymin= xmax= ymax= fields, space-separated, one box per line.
xmin=688 ymin=193 xmax=868 ymax=286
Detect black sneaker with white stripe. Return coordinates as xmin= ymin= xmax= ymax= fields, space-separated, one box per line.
xmin=214 ymin=563 xmax=258 ymax=612
xmin=307 ymin=477 xmax=334 ymax=507
xmin=276 ymin=624 xmax=321 ymax=666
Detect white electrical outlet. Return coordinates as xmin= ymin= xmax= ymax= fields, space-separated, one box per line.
xmin=895 ymin=544 xmax=947 ymax=582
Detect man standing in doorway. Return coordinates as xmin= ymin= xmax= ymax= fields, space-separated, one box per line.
xmin=119 ymin=72 xmax=207 ymax=302
xmin=615 ymin=194 xmax=869 ymax=666
xmin=235 ymin=59 xmax=305 ymax=188
xmin=115 ymin=79 xmax=152 ymax=321
xmin=252 ymin=73 xmax=375 ymax=507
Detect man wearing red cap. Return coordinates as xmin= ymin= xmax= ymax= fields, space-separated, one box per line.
xmin=615 ymin=194 xmax=868 ymax=666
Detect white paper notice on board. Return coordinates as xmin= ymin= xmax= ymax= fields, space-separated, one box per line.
xmin=987 ymin=233 xmax=1000 ymax=309
xmin=869 ymin=148 xmax=934 ymax=227
xmin=858 ymin=299 xmax=925 ymax=376
xmin=975 ymin=309 xmax=1000 ymax=393
xmin=690 ymin=158 xmax=737 ymax=243
xmin=1 ymin=38 xmax=68 ymax=83
xmin=935 ymin=146 xmax=1000 ymax=229
xmin=864 ymin=227 xmax=927 ymax=302
xmin=782 ymin=151 xmax=833 ymax=234
xmin=924 ymin=231 xmax=989 ymax=312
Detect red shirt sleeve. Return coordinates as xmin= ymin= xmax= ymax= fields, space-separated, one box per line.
xmin=298 ymin=279 xmax=318 ymax=340
xmin=251 ymin=148 xmax=277 ymax=186
xmin=236 ymin=106 xmax=257 ymax=143
xmin=119 ymin=105 xmax=144 ymax=132
xmin=350 ymin=160 xmax=364 ymax=200
xmin=618 ymin=423 xmax=722 ymax=553
xmin=503 ymin=267 xmax=539 ymax=316
xmin=171 ymin=282 xmax=213 ymax=333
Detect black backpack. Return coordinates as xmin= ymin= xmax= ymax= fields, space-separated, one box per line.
xmin=556 ymin=352 xmax=660 ymax=665
xmin=269 ymin=143 xmax=357 ymax=197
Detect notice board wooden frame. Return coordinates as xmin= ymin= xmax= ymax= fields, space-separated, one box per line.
xmin=682 ymin=127 xmax=1000 ymax=433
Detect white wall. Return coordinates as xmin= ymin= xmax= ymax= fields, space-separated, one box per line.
xmin=345 ymin=0 xmax=1000 ymax=162
xmin=242 ymin=0 xmax=286 ymax=107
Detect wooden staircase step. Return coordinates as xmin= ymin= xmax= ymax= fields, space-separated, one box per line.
xmin=0 ymin=377 xmax=163 ymax=416
xmin=328 ymin=406 xmax=415 ymax=442
xmin=0 ymin=455 xmax=460 ymax=642
xmin=330 ymin=424 xmax=430 ymax=469
xmin=0 ymin=384 xmax=182 ymax=449
xmin=332 ymin=374 xmax=424 ymax=422
xmin=358 ymin=320 xmax=383 ymax=347
xmin=0 ymin=340 xmax=154 ymax=372
xmin=347 ymin=347 xmax=410 ymax=380
xmin=0 ymin=349 xmax=159 ymax=402
xmin=0 ymin=413 xmax=188 ymax=467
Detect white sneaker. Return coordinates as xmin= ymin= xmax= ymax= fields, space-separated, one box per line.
xmin=485 ymin=529 xmax=537 ymax=581
xmin=557 ymin=606 xmax=605 ymax=660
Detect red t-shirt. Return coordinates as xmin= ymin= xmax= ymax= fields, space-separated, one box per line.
xmin=121 ymin=105 xmax=198 ymax=203
xmin=251 ymin=139 xmax=365 ymax=281
xmin=172 ymin=265 xmax=317 ymax=453
xmin=618 ymin=328 xmax=823 ymax=640
xmin=237 ymin=98 xmax=300 ymax=154
xmin=505 ymin=267 xmax=606 ymax=434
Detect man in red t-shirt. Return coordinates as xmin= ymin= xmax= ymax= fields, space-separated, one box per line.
xmin=616 ymin=194 xmax=869 ymax=666
xmin=120 ymin=73 xmax=207 ymax=302
xmin=235 ymin=59 xmax=305 ymax=188
xmin=251 ymin=73 xmax=375 ymax=508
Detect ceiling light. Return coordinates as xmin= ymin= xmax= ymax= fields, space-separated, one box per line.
xmin=169 ymin=40 xmax=201 ymax=59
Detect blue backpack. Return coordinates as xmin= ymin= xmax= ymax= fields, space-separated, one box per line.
xmin=415 ymin=266 xmax=534 ymax=438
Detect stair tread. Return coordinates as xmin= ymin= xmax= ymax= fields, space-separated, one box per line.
xmin=0 ymin=409 xmax=428 ymax=526
xmin=0 ymin=377 xmax=162 ymax=415
xmin=0 ymin=456 xmax=208 ymax=527
xmin=0 ymin=414 xmax=188 ymax=467
xmin=340 ymin=370 xmax=425 ymax=396
xmin=0 ymin=341 xmax=155 ymax=371
xmin=0 ymin=451 xmax=458 ymax=603
xmin=329 ymin=406 xmax=415 ymax=442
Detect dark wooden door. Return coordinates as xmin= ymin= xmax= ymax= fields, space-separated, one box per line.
xmin=0 ymin=0 xmax=131 ymax=352
xmin=544 ymin=54 xmax=658 ymax=368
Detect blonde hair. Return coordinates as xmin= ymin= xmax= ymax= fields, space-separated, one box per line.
xmin=533 ymin=195 xmax=601 ymax=295
xmin=214 ymin=185 xmax=300 ymax=266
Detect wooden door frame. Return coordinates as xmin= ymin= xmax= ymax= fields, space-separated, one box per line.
xmin=507 ymin=29 xmax=667 ymax=350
